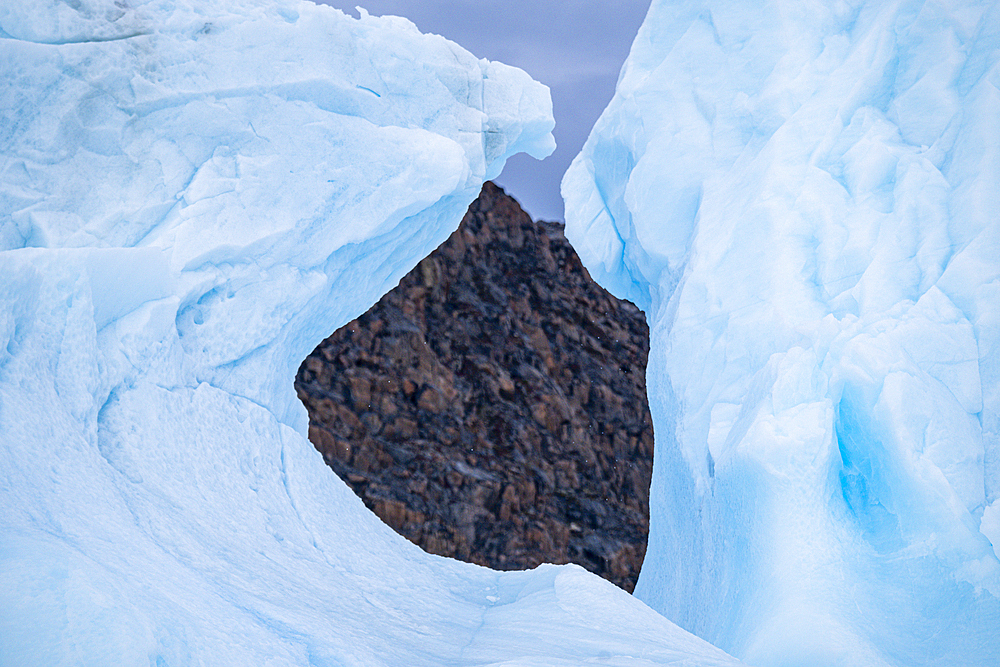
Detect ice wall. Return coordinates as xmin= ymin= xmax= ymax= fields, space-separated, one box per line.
xmin=564 ymin=0 xmax=1000 ymax=665
xmin=0 ymin=1 xmax=746 ymax=665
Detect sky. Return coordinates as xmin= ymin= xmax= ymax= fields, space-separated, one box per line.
xmin=315 ymin=0 xmax=651 ymax=221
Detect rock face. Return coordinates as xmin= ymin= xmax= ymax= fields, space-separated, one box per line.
xmin=295 ymin=182 xmax=653 ymax=592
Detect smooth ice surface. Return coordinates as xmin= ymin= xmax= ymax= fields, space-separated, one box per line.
xmin=0 ymin=1 xmax=745 ymax=665
xmin=564 ymin=0 xmax=1000 ymax=665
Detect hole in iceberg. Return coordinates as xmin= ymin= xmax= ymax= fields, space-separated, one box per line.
xmin=295 ymin=182 xmax=654 ymax=592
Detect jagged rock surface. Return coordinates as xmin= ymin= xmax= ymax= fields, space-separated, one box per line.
xmin=295 ymin=182 xmax=653 ymax=592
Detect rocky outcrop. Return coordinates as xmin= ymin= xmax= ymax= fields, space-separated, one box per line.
xmin=295 ymin=182 xmax=653 ymax=592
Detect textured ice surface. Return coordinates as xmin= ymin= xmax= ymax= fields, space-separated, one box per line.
xmin=0 ymin=1 xmax=745 ymax=665
xmin=564 ymin=0 xmax=1000 ymax=665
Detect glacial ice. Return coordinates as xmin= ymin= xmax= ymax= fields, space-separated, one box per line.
xmin=0 ymin=1 xmax=747 ymax=665
xmin=564 ymin=0 xmax=1000 ymax=665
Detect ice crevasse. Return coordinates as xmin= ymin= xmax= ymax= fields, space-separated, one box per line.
xmin=564 ymin=0 xmax=1000 ymax=665
xmin=0 ymin=1 xmax=747 ymax=665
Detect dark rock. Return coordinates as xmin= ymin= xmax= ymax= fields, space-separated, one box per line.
xmin=296 ymin=182 xmax=653 ymax=593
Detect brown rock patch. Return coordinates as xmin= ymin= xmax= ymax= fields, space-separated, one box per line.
xmin=296 ymin=182 xmax=653 ymax=592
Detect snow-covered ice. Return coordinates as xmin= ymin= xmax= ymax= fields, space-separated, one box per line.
xmin=564 ymin=0 xmax=1000 ymax=665
xmin=0 ymin=1 xmax=746 ymax=665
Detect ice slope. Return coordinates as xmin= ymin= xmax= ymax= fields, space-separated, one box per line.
xmin=0 ymin=1 xmax=747 ymax=665
xmin=564 ymin=0 xmax=1000 ymax=665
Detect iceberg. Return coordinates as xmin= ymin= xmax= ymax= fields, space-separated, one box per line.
xmin=0 ymin=1 xmax=751 ymax=665
xmin=564 ymin=0 xmax=1000 ymax=665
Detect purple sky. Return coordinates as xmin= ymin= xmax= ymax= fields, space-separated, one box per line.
xmin=315 ymin=0 xmax=651 ymax=221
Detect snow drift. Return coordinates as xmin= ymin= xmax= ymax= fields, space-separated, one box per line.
xmin=0 ymin=1 xmax=744 ymax=665
xmin=564 ymin=0 xmax=1000 ymax=665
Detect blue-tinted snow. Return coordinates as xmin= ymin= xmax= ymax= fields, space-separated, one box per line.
xmin=564 ymin=0 xmax=1000 ymax=665
xmin=0 ymin=1 xmax=746 ymax=665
